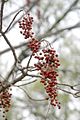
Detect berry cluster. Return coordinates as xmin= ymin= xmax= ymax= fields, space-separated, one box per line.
xmin=19 ymin=14 xmax=60 ymax=108
xmin=19 ymin=14 xmax=41 ymax=53
xmin=0 ymin=81 xmax=12 ymax=120
xmin=19 ymin=13 xmax=34 ymax=39
xmin=34 ymin=49 xmax=60 ymax=108
xmin=28 ymin=38 xmax=41 ymax=53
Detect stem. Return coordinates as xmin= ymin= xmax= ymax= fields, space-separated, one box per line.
xmin=1 ymin=31 xmax=18 ymax=62
xmin=0 ymin=0 xmax=5 ymax=31
xmin=4 ymin=9 xmax=23 ymax=33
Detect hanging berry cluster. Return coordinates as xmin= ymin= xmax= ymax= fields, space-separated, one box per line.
xmin=34 ymin=49 xmax=60 ymax=108
xmin=0 ymin=81 xmax=12 ymax=120
xmin=19 ymin=13 xmax=41 ymax=53
xmin=19 ymin=13 xmax=33 ymax=39
xmin=19 ymin=14 xmax=60 ymax=108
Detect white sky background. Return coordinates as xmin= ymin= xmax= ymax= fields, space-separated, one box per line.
xmin=0 ymin=0 xmax=80 ymax=119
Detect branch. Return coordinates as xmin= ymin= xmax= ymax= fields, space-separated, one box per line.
xmin=58 ymin=87 xmax=74 ymax=96
xmin=0 ymin=0 xmax=5 ymax=31
xmin=57 ymin=82 xmax=80 ymax=98
xmin=1 ymin=68 xmax=80 ymax=99
xmin=5 ymin=62 xmax=16 ymax=81
xmin=4 ymin=0 xmax=39 ymax=33
xmin=15 ymin=86 xmax=48 ymax=101
xmin=38 ymin=22 xmax=80 ymax=39
xmin=3 ymin=0 xmax=39 ymax=21
xmin=1 ymin=31 xmax=18 ymax=62
xmin=37 ymin=0 xmax=79 ymax=40
xmin=59 ymin=68 xmax=80 ymax=74
xmin=16 ymin=80 xmax=37 ymax=87
xmin=0 ymin=42 xmax=27 ymax=55
xmin=4 ymin=9 xmax=23 ymax=33
xmin=0 ymin=72 xmax=26 ymax=93
xmin=0 ymin=71 xmax=42 ymax=93
xmin=26 ymin=53 xmax=33 ymax=71
xmin=3 ymin=4 xmax=27 ymax=20
xmin=46 ymin=0 xmax=79 ymax=32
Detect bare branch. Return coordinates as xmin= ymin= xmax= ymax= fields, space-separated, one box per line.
xmin=4 ymin=0 xmax=39 ymax=33
xmin=3 ymin=4 xmax=27 ymax=20
xmin=4 ymin=9 xmax=23 ymax=33
xmin=16 ymin=79 xmax=37 ymax=87
xmin=1 ymin=31 xmax=18 ymax=62
xmin=0 ymin=0 xmax=5 ymax=31
xmin=15 ymin=86 xmax=48 ymax=101
xmin=0 ymin=71 xmax=42 ymax=92
xmin=46 ymin=0 xmax=79 ymax=32
xmin=26 ymin=53 xmax=33 ymax=71
xmin=38 ymin=22 xmax=80 ymax=39
xmin=0 ymin=42 xmax=27 ymax=55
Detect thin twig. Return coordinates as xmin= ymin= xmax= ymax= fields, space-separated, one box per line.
xmin=3 ymin=4 xmax=27 ymax=20
xmin=1 ymin=31 xmax=18 ymax=62
xmin=0 ymin=72 xmax=26 ymax=93
xmin=0 ymin=42 xmax=27 ymax=55
xmin=16 ymin=80 xmax=37 ymax=87
xmin=0 ymin=0 xmax=5 ymax=31
xmin=57 ymin=83 xmax=80 ymax=92
xmin=58 ymin=87 xmax=74 ymax=96
xmin=46 ymin=0 xmax=79 ymax=32
xmin=4 ymin=0 xmax=39 ymax=33
xmin=16 ymin=86 xmax=48 ymax=101
xmin=4 ymin=9 xmax=23 ymax=33
xmin=38 ymin=22 xmax=80 ymax=40
xmin=5 ymin=62 xmax=16 ymax=81
xmin=26 ymin=53 xmax=33 ymax=71
xmin=45 ymin=103 xmax=51 ymax=120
